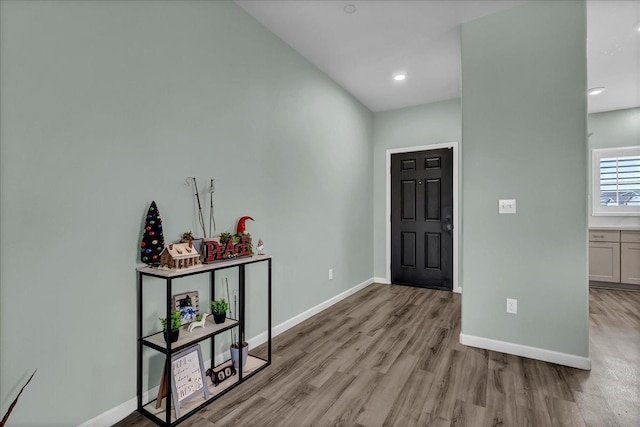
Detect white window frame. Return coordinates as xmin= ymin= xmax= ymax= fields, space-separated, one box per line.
xmin=591 ymin=146 xmax=640 ymax=217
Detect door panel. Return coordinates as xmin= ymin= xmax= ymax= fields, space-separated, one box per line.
xmin=401 ymin=232 xmax=416 ymax=268
xmin=425 ymin=179 xmax=441 ymax=220
xmin=425 ymin=157 xmax=441 ymax=169
xmin=425 ymin=233 xmax=441 ymax=270
xmin=402 ymin=159 xmax=416 ymax=171
xmin=391 ymin=148 xmax=453 ymax=290
xmin=401 ymin=180 xmax=416 ymax=221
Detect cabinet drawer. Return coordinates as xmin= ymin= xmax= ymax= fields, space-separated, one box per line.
xmin=589 ymin=230 xmax=620 ymax=242
xmin=589 ymin=242 xmax=621 ymax=283
xmin=621 ymin=230 xmax=640 ymax=243
xmin=621 ymin=243 xmax=640 ymax=285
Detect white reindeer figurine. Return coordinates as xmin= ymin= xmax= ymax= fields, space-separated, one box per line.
xmin=188 ymin=313 xmax=208 ymax=333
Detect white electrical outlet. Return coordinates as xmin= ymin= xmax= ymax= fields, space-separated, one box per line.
xmin=506 ymin=298 xmax=517 ymax=314
xmin=329 ymin=269 xmax=333 ymax=280
xmin=499 ymin=199 xmax=517 ymax=214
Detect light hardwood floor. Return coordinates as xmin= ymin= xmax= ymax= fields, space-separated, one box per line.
xmin=118 ymin=284 xmax=640 ymax=426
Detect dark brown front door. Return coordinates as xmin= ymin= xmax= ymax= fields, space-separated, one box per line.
xmin=391 ymin=148 xmax=453 ymax=290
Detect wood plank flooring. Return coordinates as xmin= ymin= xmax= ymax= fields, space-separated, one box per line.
xmin=117 ymin=284 xmax=640 ymax=427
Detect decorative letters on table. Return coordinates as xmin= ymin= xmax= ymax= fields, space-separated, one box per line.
xmin=203 ymin=237 xmax=252 ymax=263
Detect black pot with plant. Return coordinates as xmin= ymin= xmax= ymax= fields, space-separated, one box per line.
xmin=211 ymin=299 xmax=228 ymax=324
xmin=160 ymin=310 xmax=181 ymax=343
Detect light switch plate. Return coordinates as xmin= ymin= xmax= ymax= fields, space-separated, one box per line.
xmin=499 ymin=199 xmax=516 ymax=214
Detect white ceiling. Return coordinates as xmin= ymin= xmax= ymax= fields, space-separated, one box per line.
xmin=237 ymin=0 xmax=640 ymax=114
xmin=587 ymin=1 xmax=640 ymax=114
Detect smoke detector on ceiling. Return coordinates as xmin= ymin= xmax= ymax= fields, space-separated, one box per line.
xmin=344 ymin=4 xmax=356 ymax=14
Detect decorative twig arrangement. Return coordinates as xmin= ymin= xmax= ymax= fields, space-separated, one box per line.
xmin=0 ymin=370 xmax=36 ymax=427
xmin=187 ymin=177 xmax=217 ymax=239
xmin=209 ymin=178 xmax=216 ymax=237
xmin=188 ymin=177 xmax=207 ymax=238
xmin=226 ymin=278 xmax=237 ymax=344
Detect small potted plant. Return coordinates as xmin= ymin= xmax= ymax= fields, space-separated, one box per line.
xmin=226 ymin=288 xmax=248 ymax=369
xmin=231 ymin=336 xmax=248 ymax=370
xmin=210 ymin=299 xmax=228 ymax=324
xmin=160 ymin=310 xmax=181 ymax=343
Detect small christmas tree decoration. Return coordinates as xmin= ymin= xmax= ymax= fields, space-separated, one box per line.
xmin=141 ymin=201 xmax=165 ymax=265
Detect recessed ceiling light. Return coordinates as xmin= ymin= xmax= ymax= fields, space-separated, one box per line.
xmin=588 ymin=87 xmax=606 ymax=96
xmin=344 ymin=4 xmax=356 ymax=14
xmin=635 ymin=22 xmax=640 ymax=32
xmin=393 ymin=74 xmax=406 ymax=81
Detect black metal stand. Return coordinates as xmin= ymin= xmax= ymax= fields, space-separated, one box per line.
xmin=136 ymin=256 xmax=272 ymax=427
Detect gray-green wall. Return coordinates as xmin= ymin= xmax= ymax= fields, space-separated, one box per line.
xmin=0 ymin=1 xmax=372 ymax=424
xmin=372 ymin=100 xmax=461 ymax=280
xmin=460 ymin=1 xmax=589 ymax=357
xmin=372 ymin=103 xmax=638 ymax=275
xmin=589 ymin=108 xmax=640 ymax=149
xmin=588 ymin=108 xmax=640 ymax=229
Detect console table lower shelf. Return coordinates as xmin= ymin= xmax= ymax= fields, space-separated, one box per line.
xmin=141 ymin=355 xmax=268 ymax=423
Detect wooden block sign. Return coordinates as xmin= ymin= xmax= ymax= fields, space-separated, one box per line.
xmin=170 ymin=345 xmax=209 ymax=418
xmin=203 ymin=237 xmax=251 ymax=263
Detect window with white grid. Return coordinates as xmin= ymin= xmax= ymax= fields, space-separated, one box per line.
xmin=592 ymin=146 xmax=640 ymax=216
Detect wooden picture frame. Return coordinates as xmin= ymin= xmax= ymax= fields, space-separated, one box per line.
xmin=173 ymin=291 xmax=199 ymax=324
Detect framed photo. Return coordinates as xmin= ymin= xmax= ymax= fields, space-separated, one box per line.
xmin=173 ymin=291 xmax=199 ymax=324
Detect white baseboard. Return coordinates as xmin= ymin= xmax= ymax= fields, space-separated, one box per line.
xmin=78 ymin=386 xmax=157 ymax=427
xmin=373 ymin=276 xmax=391 ymax=284
xmin=79 ymin=277 xmax=375 ymax=427
xmin=459 ymin=333 xmax=591 ymax=370
xmin=272 ymin=277 xmax=374 ymax=337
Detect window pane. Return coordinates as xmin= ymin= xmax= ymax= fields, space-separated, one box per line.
xmin=600 ymin=156 xmax=640 ymax=206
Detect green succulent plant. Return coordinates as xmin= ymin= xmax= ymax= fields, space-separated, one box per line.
xmin=159 ymin=310 xmax=181 ymax=331
xmin=211 ymin=299 xmax=229 ymax=315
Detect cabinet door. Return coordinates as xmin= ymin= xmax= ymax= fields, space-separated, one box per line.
xmin=621 ymin=243 xmax=640 ymax=285
xmin=589 ymin=242 xmax=621 ymax=283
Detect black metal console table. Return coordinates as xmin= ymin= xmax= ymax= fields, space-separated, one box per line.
xmin=136 ymin=255 xmax=272 ymax=426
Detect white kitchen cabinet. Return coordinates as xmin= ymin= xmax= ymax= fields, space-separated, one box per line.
xmin=621 ymin=231 xmax=640 ymax=285
xmin=589 ymin=241 xmax=621 ymax=283
xmin=590 ymin=229 xmax=640 ymax=285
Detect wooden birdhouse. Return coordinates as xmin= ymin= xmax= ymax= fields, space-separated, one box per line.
xmin=160 ymin=241 xmax=202 ymax=269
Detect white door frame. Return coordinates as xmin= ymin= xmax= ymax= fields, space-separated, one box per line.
xmin=386 ymin=142 xmax=461 ymax=293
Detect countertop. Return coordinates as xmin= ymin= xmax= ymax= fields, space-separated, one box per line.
xmin=589 ymin=226 xmax=640 ymax=231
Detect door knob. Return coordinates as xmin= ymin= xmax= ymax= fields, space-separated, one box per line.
xmin=443 ymin=216 xmax=453 ymax=233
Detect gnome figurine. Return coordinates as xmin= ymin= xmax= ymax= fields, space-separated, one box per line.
xmin=236 ymin=216 xmax=254 ymax=234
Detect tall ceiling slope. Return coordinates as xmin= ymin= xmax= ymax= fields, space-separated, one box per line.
xmin=237 ymin=0 xmax=639 ymax=114
xmin=236 ymin=0 xmax=525 ymax=112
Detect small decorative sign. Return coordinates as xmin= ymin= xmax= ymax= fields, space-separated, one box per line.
xmin=203 ymin=235 xmax=252 ymax=263
xmin=170 ymin=345 xmax=209 ymax=418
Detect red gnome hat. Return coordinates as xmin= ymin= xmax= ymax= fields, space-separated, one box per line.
xmin=236 ymin=216 xmax=254 ymax=233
